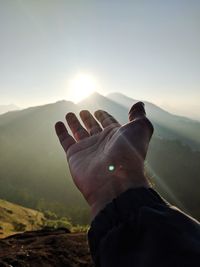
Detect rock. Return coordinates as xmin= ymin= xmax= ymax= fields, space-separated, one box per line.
xmin=0 ymin=229 xmax=93 ymax=267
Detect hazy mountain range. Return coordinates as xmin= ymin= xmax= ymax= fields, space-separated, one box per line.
xmin=82 ymin=92 xmax=200 ymax=150
xmin=0 ymin=92 xmax=199 ymax=223
xmin=0 ymin=104 xmax=20 ymax=115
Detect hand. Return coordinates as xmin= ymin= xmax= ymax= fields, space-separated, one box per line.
xmin=55 ymin=102 xmax=154 ymax=218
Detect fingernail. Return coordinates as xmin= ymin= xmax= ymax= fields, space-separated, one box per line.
xmin=129 ymin=102 xmax=146 ymax=116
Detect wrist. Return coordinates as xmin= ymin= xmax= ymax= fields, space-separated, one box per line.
xmin=89 ymin=172 xmax=150 ymax=219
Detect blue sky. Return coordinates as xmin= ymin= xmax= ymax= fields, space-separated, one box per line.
xmin=0 ymin=0 xmax=199 ymax=119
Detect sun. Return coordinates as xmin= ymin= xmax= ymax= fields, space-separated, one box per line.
xmin=67 ymin=73 xmax=97 ymax=103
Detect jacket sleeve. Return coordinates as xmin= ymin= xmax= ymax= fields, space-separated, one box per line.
xmin=88 ymin=187 xmax=200 ymax=267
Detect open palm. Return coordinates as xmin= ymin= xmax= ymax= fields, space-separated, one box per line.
xmin=55 ymin=102 xmax=153 ymax=217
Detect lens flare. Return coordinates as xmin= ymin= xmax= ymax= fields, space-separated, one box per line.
xmin=108 ymin=165 xmax=115 ymax=171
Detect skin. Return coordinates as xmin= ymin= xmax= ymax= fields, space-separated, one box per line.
xmin=55 ymin=102 xmax=154 ymax=219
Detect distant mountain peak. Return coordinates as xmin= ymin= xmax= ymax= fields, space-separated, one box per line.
xmin=107 ymin=92 xmax=126 ymax=97
xmin=55 ymin=99 xmax=75 ymax=106
xmin=92 ymin=91 xmax=104 ymax=96
xmin=107 ymin=92 xmax=137 ymax=102
xmin=0 ymin=104 xmax=20 ymax=115
xmin=55 ymin=100 xmax=67 ymax=103
xmin=85 ymin=91 xmax=104 ymax=99
xmin=77 ymin=91 xmax=106 ymax=104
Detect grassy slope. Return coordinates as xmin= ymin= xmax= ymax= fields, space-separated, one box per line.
xmin=0 ymin=199 xmax=45 ymax=238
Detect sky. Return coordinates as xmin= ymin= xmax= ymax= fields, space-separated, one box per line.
xmin=0 ymin=0 xmax=200 ymax=120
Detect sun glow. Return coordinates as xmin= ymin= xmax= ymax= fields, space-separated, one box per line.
xmin=67 ymin=73 xmax=97 ymax=103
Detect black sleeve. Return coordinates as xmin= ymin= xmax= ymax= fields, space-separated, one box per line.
xmin=88 ymin=187 xmax=200 ymax=267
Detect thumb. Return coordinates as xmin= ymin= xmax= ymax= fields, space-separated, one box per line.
xmin=128 ymin=102 xmax=154 ymax=136
xmin=129 ymin=101 xmax=146 ymax=121
xmin=126 ymin=102 xmax=154 ymax=159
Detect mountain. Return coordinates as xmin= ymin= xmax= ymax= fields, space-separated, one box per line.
xmin=0 ymin=93 xmax=199 ymax=223
xmin=0 ymin=198 xmax=44 ymax=238
xmin=0 ymin=100 xmax=89 ymax=224
xmin=0 ymin=104 xmax=20 ymax=115
xmin=78 ymin=92 xmax=127 ymax=123
xmin=107 ymin=92 xmax=200 ymax=151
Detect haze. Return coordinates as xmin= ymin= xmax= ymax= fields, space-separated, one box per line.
xmin=0 ymin=0 xmax=199 ymax=120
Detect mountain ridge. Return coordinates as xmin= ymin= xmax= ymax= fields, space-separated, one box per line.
xmin=1 ymin=92 xmax=197 ymax=125
xmin=107 ymin=92 xmax=200 ymax=150
xmin=0 ymin=104 xmax=20 ymax=115
xmin=107 ymin=92 xmax=198 ymax=122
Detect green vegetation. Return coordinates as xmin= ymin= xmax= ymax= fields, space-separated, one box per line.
xmin=12 ymin=221 xmax=26 ymax=232
xmin=71 ymin=224 xmax=89 ymax=233
xmin=0 ymin=199 xmax=45 ymax=238
xmin=0 ymin=199 xmax=89 ymax=238
xmin=43 ymin=210 xmax=72 ymax=230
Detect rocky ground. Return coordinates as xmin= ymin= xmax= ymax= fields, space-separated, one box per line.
xmin=0 ymin=228 xmax=93 ymax=267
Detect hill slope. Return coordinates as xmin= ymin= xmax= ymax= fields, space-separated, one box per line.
xmin=0 ymin=199 xmax=44 ymax=238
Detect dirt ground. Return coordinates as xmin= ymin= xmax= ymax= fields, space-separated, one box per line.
xmin=0 ymin=228 xmax=93 ymax=267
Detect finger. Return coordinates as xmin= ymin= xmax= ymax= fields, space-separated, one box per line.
xmin=129 ymin=102 xmax=146 ymax=121
xmin=94 ymin=110 xmax=120 ymax=128
xmin=65 ymin=113 xmax=89 ymax=141
xmin=128 ymin=102 xmax=154 ymax=138
xmin=79 ymin=110 xmax=102 ymax=135
xmin=55 ymin=121 xmax=76 ymax=153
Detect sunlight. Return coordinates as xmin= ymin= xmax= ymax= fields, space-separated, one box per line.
xmin=67 ymin=73 xmax=97 ymax=103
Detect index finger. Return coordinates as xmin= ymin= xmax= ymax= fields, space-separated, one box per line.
xmin=55 ymin=121 xmax=76 ymax=153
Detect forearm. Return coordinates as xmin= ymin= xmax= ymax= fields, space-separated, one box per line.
xmin=88 ymin=187 xmax=200 ymax=267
